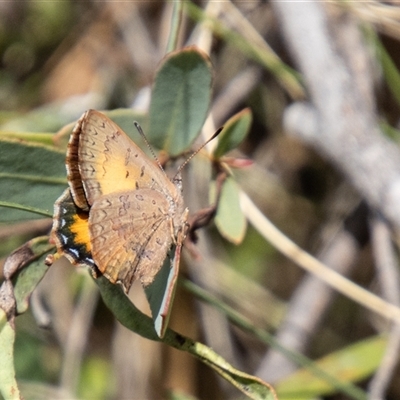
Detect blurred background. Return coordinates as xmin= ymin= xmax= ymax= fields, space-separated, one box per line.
xmin=2 ymin=1 xmax=400 ymax=399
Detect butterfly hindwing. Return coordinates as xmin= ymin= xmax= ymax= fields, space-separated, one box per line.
xmin=89 ymin=189 xmax=174 ymax=292
xmin=51 ymin=188 xmax=95 ymax=271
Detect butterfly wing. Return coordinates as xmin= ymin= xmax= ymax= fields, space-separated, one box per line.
xmin=62 ymin=109 xmax=187 ymax=334
xmin=88 ymin=188 xmax=175 ymax=292
xmin=67 ymin=110 xmax=172 ymax=210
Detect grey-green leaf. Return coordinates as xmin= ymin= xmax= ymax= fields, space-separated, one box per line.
xmin=0 ymin=139 xmax=66 ymax=222
xmin=149 ymin=47 xmax=212 ymax=156
xmin=214 ymin=108 xmax=252 ymax=158
xmin=214 ymin=177 xmax=247 ymax=244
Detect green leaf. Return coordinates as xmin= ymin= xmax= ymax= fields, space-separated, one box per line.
xmin=96 ymin=277 xmax=276 ymax=399
xmin=213 ymin=108 xmax=252 ymax=158
xmin=214 ymin=177 xmax=247 ymax=244
xmin=0 ymin=308 xmax=21 ymax=400
xmin=0 ymin=139 xmax=67 ymax=222
xmin=191 ymin=341 xmax=277 ymax=400
xmin=275 ymin=335 xmax=386 ymax=399
xmin=0 ymin=130 xmax=54 ymax=146
xmin=96 ymin=276 xmax=161 ymax=342
xmin=149 ymin=47 xmax=212 ymax=156
xmin=0 ymin=237 xmax=53 ymax=400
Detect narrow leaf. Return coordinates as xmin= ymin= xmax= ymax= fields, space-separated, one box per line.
xmin=96 ymin=277 xmax=276 ymax=399
xmin=275 ymin=335 xmax=386 ymax=399
xmin=189 ymin=341 xmax=277 ymax=400
xmin=0 ymin=309 xmax=21 ymax=400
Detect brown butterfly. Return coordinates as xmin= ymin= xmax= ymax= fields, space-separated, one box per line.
xmin=52 ymin=110 xmax=188 ymax=294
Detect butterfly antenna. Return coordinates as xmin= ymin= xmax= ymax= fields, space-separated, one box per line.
xmin=134 ymin=121 xmax=165 ymax=172
xmin=173 ymin=126 xmax=223 ymax=179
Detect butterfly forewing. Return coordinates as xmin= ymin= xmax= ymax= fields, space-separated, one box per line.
xmin=67 ymin=110 xmax=176 ymax=209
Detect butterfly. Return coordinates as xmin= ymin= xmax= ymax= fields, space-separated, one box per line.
xmin=51 ymin=109 xmax=189 ymax=337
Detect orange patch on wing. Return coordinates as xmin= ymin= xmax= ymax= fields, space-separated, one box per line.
xmin=69 ymin=211 xmax=91 ymax=253
xmin=51 ymin=188 xmax=95 ymax=270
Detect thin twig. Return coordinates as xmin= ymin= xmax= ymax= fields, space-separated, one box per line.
xmin=240 ymin=191 xmax=400 ymax=324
